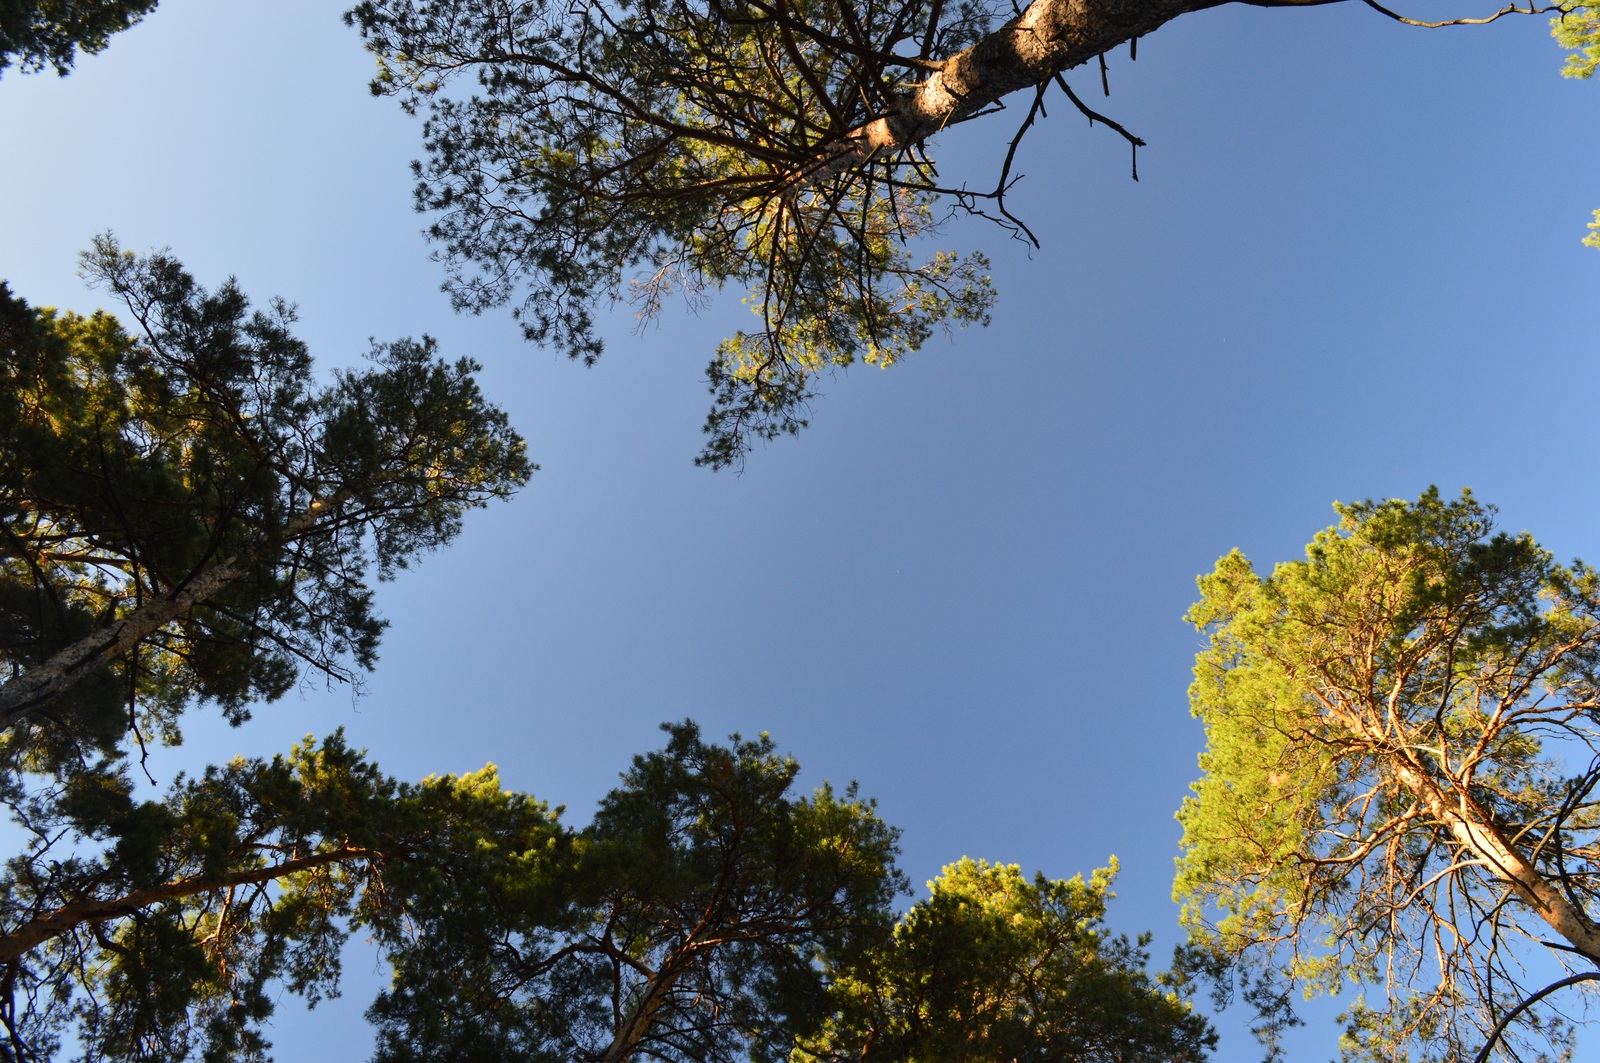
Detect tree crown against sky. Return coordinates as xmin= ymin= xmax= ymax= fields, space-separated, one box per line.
xmin=366 ymin=721 xmax=907 ymax=1063
xmin=795 ymin=856 xmax=1216 ymax=1062
xmin=0 ymin=720 xmax=1214 ymax=1063
xmin=366 ymin=720 xmax=1215 ymax=1063
xmin=348 ymin=0 xmax=1600 ymax=468
xmin=1175 ymin=489 xmax=1600 ymax=1063
xmin=0 ymin=239 xmax=532 ymax=776
xmin=0 ymin=0 xmax=157 ymax=76
xmin=9 ymin=4 xmax=1600 ymax=1056
xmin=0 ymin=729 xmax=564 ymax=1062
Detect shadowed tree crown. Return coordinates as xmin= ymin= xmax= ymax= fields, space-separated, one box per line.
xmin=0 ymin=237 xmax=532 ymax=775
xmin=368 ymin=721 xmax=1216 ymax=1063
xmin=0 ymin=0 xmax=159 ymax=75
xmin=0 ymin=720 xmax=1217 ymax=1062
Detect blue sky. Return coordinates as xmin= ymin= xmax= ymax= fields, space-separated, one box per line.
xmin=3 ymin=1 xmax=1599 ymax=1057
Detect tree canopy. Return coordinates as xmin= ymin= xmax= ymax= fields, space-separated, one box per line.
xmin=795 ymin=857 xmax=1215 ymax=1062
xmin=368 ymin=721 xmax=1215 ymax=1063
xmin=0 ymin=0 xmax=157 ymax=76
xmin=366 ymin=721 xmax=905 ymax=1063
xmin=0 ymin=238 xmax=532 ymax=770
xmin=1175 ymin=489 xmax=1600 ymax=1062
xmin=348 ymin=0 xmax=1600 ymax=466
xmin=11 ymin=1 xmax=1600 ymax=1059
xmin=0 ymin=721 xmax=1212 ymax=1062
xmin=0 ymin=731 xmax=560 ymax=1062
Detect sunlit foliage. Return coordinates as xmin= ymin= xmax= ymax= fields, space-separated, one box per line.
xmin=1176 ymin=489 xmax=1600 ymax=1062
xmin=1554 ymin=2 xmax=1600 ymax=78
xmin=797 ymin=857 xmax=1215 ymax=1062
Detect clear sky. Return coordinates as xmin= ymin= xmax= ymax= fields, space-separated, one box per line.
xmin=3 ymin=1 xmax=1599 ymax=1058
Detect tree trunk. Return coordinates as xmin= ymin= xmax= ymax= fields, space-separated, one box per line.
xmin=598 ymin=952 xmax=696 ymax=1063
xmin=0 ymin=558 xmax=243 ymax=731
xmin=0 ymin=492 xmax=347 ymax=733
xmin=1392 ymin=756 xmax=1600 ymax=960
xmin=811 ymin=0 xmax=1339 ymax=180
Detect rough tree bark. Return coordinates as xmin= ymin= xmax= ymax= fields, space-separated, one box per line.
xmin=800 ymin=0 xmax=1496 ymax=179
xmin=838 ymin=0 xmax=1223 ymax=166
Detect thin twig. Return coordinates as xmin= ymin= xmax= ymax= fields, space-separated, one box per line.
xmin=1054 ymin=74 xmax=1145 ymax=181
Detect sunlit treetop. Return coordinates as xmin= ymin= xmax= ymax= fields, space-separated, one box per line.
xmin=795 ymin=856 xmax=1216 ymax=1062
xmin=1554 ymin=1 xmax=1600 ymax=77
xmin=1176 ymin=489 xmax=1600 ymax=1063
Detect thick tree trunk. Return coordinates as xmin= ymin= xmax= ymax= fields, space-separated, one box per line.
xmin=813 ymin=0 xmax=1340 ymax=178
xmin=0 ymin=845 xmax=371 ymax=964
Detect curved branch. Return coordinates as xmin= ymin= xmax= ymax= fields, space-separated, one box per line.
xmin=1360 ymin=0 xmax=1567 ymax=28
xmin=1471 ymin=970 xmax=1600 ymax=1063
xmin=0 ymin=845 xmax=376 ymax=964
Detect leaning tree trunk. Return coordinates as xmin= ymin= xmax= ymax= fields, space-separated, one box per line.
xmin=0 ymin=558 xmax=244 ymax=732
xmin=1391 ymin=753 xmax=1600 ymax=961
xmin=810 ymin=0 xmax=1339 ymax=180
xmin=598 ymin=950 xmax=698 ymax=1063
xmin=0 ymin=493 xmax=345 ymax=733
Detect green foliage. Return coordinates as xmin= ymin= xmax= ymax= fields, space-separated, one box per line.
xmin=0 ymin=238 xmax=532 ymax=766
xmin=0 ymin=243 xmax=536 ymax=1060
xmin=1550 ymin=5 xmax=1600 ymax=247
xmin=1554 ymin=3 xmax=1600 ymax=79
xmin=0 ymin=731 xmax=564 ymax=1062
xmin=1175 ymin=489 xmax=1600 ymax=1062
xmin=347 ymin=0 xmax=1590 ymax=467
xmin=367 ymin=721 xmax=906 ymax=1063
xmin=345 ymin=0 xmax=997 ymax=468
xmin=796 ymin=857 xmax=1215 ymax=1062
xmin=367 ymin=722 xmax=1212 ymax=1063
xmin=0 ymin=719 xmax=1212 ymax=1063
xmin=0 ymin=0 xmax=157 ymax=75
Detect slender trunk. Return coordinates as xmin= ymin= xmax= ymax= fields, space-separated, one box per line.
xmin=0 ymin=493 xmax=346 ymax=733
xmin=1393 ymin=758 xmax=1600 ymax=959
xmin=0 ymin=559 xmax=243 ymax=731
xmin=0 ymin=845 xmax=371 ymax=964
xmin=598 ymin=953 xmax=694 ymax=1063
